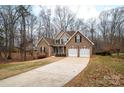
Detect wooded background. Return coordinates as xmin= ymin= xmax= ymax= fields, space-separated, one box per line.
xmin=0 ymin=5 xmax=124 ymax=61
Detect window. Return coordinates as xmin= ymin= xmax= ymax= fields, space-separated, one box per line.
xmin=56 ymin=39 xmax=60 ymax=44
xmin=56 ymin=40 xmax=58 ymax=44
xmin=40 ymin=46 xmax=46 ymax=53
xmin=61 ymin=39 xmax=63 ymax=44
xmin=63 ymin=37 xmax=68 ymax=44
xmin=56 ymin=40 xmax=57 ymax=44
xmin=40 ymin=47 xmax=42 ymax=52
xmin=63 ymin=34 xmax=68 ymax=44
xmin=44 ymin=47 xmax=46 ymax=52
xmin=75 ymin=34 xmax=81 ymax=43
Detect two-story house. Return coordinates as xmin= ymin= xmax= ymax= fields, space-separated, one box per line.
xmin=36 ymin=31 xmax=94 ymax=57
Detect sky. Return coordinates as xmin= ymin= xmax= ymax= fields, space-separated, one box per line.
xmin=0 ymin=0 xmax=122 ymax=20
xmin=32 ymin=5 xmax=123 ymax=20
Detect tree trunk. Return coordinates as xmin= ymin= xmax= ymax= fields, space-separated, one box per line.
xmin=22 ymin=15 xmax=26 ymax=61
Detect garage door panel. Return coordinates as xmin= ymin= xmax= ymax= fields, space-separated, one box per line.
xmin=68 ymin=49 xmax=78 ymax=57
xmin=80 ymin=48 xmax=90 ymax=57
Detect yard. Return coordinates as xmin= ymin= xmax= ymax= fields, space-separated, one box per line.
xmin=65 ymin=54 xmax=124 ymax=87
xmin=0 ymin=57 xmax=64 ymax=80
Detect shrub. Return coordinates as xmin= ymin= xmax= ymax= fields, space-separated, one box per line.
xmin=37 ymin=54 xmax=46 ymax=59
xmin=95 ymin=51 xmax=111 ymax=56
xmin=55 ymin=54 xmax=66 ymax=57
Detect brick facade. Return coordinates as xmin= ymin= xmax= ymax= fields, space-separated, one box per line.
xmin=37 ymin=31 xmax=93 ymax=57
xmin=65 ymin=32 xmax=92 ymax=57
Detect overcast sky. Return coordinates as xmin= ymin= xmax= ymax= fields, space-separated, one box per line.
xmin=0 ymin=0 xmax=123 ymax=20
xmin=32 ymin=5 xmax=122 ymax=20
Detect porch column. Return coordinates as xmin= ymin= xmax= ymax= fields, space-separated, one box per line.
xmin=57 ymin=47 xmax=59 ymax=54
xmin=48 ymin=47 xmax=50 ymax=56
xmin=63 ymin=47 xmax=64 ymax=54
xmin=58 ymin=47 xmax=60 ymax=54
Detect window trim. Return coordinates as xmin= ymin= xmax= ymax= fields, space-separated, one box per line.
xmin=75 ymin=34 xmax=81 ymax=43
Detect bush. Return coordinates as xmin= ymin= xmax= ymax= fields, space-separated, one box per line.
xmin=96 ymin=51 xmax=111 ymax=56
xmin=12 ymin=47 xmax=20 ymax=53
xmin=37 ymin=54 xmax=46 ymax=59
xmin=55 ymin=54 xmax=66 ymax=57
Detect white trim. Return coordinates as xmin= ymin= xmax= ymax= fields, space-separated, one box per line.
xmin=80 ymin=48 xmax=90 ymax=57
xmin=55 ymin=31 xmax=64 ymax=38
xmin=56 ymin=31 xmax=71 ymax=40
xmin=65 ymin=31 xmax=77 ymax=45
xmin=65 ymin=31 xmax=94 ymax=45
xmin=65 ymin=31 xmax=72 ymax=37
xmin=36 ymin=36 xmax=50 ymax=47
xmin=68 ymin=48 xmax=78 ymax=57
xmin=55 ymin=31 xmax=65 ymax=39
xmin=48 ymin=47 xmax=50 ymax=56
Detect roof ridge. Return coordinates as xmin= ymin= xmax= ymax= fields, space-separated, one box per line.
xmin=65 ymin=31 xmax=94 ymax=45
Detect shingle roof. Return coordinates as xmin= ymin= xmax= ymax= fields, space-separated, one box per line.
xmin=44 ymin=37 xmax=54 ymax=45
xmin=66 ymin=31 xmax=75 ymax=36
xmin=65 ymin=31 xmax=94 ymax=45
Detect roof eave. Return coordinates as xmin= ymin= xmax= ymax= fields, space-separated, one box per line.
xmin=36 ymin=37 xmax=50 ymax=47
xmin=65 ymin=31 xmax=94 ymax=45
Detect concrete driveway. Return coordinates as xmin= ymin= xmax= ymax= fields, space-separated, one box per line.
xmin=0 ymin=57 xmax=89 ymax=87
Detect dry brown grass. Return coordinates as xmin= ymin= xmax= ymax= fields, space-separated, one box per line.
xmin=65 ymin=55 xmax=124 ymax=87
xmin=0 ymin=57 xmax=64 ymax=80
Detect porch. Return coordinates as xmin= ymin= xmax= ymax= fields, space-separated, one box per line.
xmin=53 ymin=46 xmax=66 ymax=56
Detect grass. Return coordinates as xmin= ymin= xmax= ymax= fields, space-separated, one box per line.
xmin=0 ymin=57 xmax=63 ymax=80
xmin=65 ymin=54 xmax=124 ymax=87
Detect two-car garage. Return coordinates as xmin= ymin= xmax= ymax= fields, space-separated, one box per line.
xmin=66 ymin=31 xmax=94 ymax=58
xmin=68 ymin=48 xmax=90 ymax=57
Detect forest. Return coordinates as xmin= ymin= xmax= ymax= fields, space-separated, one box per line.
xmin=0 ymin=5 xmax=124 ymax=61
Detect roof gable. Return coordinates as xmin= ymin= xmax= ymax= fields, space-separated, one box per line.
xmin=55 ymin=31 xmax=75 ymax=39
xmin=65 ymin=31 xmax=94 ymax=45
xmin=36 ymin=37 xmax=54 ymax=46
xmin=66 ymin=31 xmax=75 ymax=36
xmin=55 ymin=31 xmax=65 ymax=39
xmin=44 ymin=37 xmax=54 ymax=45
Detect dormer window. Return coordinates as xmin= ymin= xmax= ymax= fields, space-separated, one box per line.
xmin=75 ymin=34 xmax=81 ymax=43
xmin=63 ymin=37 xmax=68 ymax=44
xmin=56 ymin=39 xmax=60 ymax=44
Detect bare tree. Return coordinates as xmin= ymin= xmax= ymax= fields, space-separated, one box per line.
xmin=17 ymin=5 xmax=31 ymax=61
xmin=26 ymin=14 xmax=37 ymax=58
xmin=97 ymin=7 xmax=124 ymax=53
xmin=54 ymin=6 xmax=75 ymax=32
xmin=86 ymin=18 xmax=96 ymax=42
xmin=0 ymin=6 xmax=22 ymax=59
xmin=98 ymin=11 xmax=110 ymax=50
xmin=39 ymin=6 xmax=53 ymax=38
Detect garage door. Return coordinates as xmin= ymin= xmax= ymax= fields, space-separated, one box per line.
xmin=80 ymin=48 xmax=90 ymax=57
xmin=68 ymin=49 xmax=78 ymax=57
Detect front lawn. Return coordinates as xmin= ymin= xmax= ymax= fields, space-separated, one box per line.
xmin=0 ymin=57 xmax=64 ymax=80
xmin=65 ymin=54 xmax=124 ymax=87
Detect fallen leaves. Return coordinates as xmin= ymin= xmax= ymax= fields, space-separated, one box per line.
xmin=65 ymin=56 xmax=124 ymax=87
xmin=80 ymin=62 xmax=124 ymax=87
